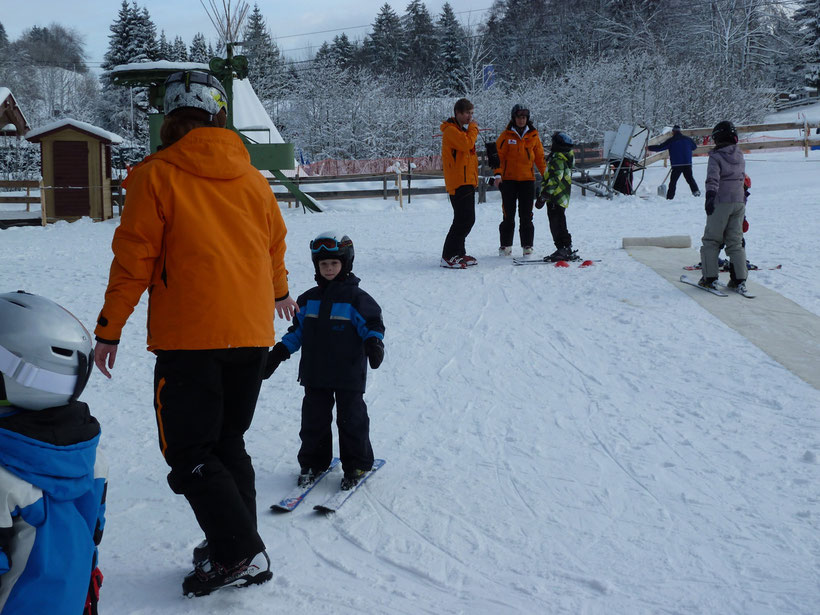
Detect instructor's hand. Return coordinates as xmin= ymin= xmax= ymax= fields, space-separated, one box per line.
xmin=276 ymin=296 xmax=299 ymax=321
xmin=94 ymin=342 xmax=118 ymax=379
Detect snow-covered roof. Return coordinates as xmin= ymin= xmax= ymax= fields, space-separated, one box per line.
xmin=26 ymin=119 xmax=124 ymax=144
xmin=112 ymin=60 xmax=210 ymax=73
xmin=232 ymin=77 xmax=284 ymax=145
xmin=0 ymin=88 xmax=10 ymax=102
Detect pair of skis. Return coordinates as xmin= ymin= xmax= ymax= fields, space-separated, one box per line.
xmin=679 ymin=275 xmax=755 ymax=298
xmin=270 ymin=458 xmax=386 ymax=514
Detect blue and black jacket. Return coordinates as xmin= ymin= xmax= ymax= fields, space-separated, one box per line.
xmin=648 ymin=131 xmax=697 ymax=167
xmin=281 ymin=273 xmax=384 ymax=392
xmin=0 ymin=401 xmax=107 ymax=614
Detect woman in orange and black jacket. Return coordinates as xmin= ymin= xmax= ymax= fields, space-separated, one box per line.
xmin=93 ymin=70 xmax=298 ymax=597
xmin=492 ymin=104 xmax=546 ymax=257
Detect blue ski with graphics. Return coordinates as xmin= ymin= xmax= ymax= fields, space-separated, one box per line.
xmin=314 ymin=459 xmax=386 ymax=514
xmin=270 ymin=457 xmax=341 ymax=512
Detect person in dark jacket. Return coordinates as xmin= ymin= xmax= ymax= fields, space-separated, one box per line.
xmin=0 ymin=292 xmax=106 ymax=615
xmin=648 ymin=125 xmax=701 ymax=199
xmin=265 ymin=232 xmax=385 ymax=491
xmin=699 ymin=121 xmax=747 ymax=292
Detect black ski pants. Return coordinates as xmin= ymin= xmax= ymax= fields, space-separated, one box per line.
xmin=499 ymin=179 xmax=535 ymax=248
xmin=667 ymin=165 xmax=699 ymax=199
xmin=298 ymin=387 xmax=374 ymax=476
xmin=154 ymin=347 xmax=267 ymax=565
xmin=442 ymin=184 xmax=476 ymax=260
xmin=546 ymin=201 xmax=572 ymax=250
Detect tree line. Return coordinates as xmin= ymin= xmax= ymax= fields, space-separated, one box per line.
xmin=1 ymin=0 xmax=819 ymax=177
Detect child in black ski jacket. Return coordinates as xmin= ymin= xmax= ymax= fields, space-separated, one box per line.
xmin=264 ymin=232 xmax=385 ymax=491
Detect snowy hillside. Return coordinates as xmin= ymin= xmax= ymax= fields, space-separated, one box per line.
xmin=1 ymin=144 xmax=818 ymax=612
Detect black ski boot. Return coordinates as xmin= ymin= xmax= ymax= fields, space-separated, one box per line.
xmin=183 ymin=551 xmax=272 ymax=597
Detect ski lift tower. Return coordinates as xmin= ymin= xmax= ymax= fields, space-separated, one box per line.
xmin=573 ymin=124 xmax=649 ymax=199
xmin=109 ymin=47 xmax=319 ymax=212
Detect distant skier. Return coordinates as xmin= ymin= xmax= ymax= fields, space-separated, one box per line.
xmin=698 ymin=121 xmax=747 ymax=292
xmin=440 ymin=98 xmax=480 ymax=269
xmin=492 ymin=104 xmax=546 ymax=257
xmin=536 ymin=131 xmax=577 ymax=262
xmin=0 ymin=292 xmax=107 ymax=615
xmin=647 ymin=124 xmax=701 ymax=199
xmin=264 ymin=232 xmax=385 ymax=491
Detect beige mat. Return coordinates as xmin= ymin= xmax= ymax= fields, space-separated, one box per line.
xmin=627 ymin=246 xmax=820 ymax=390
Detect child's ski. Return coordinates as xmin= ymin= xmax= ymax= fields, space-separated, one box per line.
xmin=270 ymin=457 xmax=340 ymax=512
xmin=513 ymin=258 xmax=599 ymax=267
xmin=679 ymin=274 xmax=728 ymax=296
xmin=314 ymin=459 xmax=386 ymax=514
xmin=716 ymin=281 xmax=756 ymax=299
xmin=683 ymin=263 xmax=781 ymax=271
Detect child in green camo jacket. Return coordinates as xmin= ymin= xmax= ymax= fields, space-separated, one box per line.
xmin=536 ymin=131 xmax=576 ymax=262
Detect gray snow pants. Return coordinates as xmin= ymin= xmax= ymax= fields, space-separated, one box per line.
xmin=700 ymin=200 xmax=747 ymax=281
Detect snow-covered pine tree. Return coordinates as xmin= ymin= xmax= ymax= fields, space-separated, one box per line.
xmin=402 ymin=0 xmax=437 ymax=82
xmin=158 ymin=31 xmax=172 ymax=60
xmin=172 ymin=36 xmax=189 ymax=62
xmin=330 ymin=33 xmax=358 ymax=70
xmin=364 ymin=4 xmax=405 ymax=75
xmin=241 ymin=4 xmax=285 ymax=106
xmin=794 ymin=0 xmax=820 ymax=89
xmin=435 ymin=2 xmax=465 ymax=95
xmin=135 ymin=6 xmax=160 ymax=62
xmin=0 ymin=21 xmax=9 ymax=50
xmin=189 ymin=33 xmax=210 ymax=63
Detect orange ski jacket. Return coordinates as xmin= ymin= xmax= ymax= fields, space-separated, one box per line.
xmin=493 ymin=125 xmax=546 ymax=181
xmin=95 ymin=127 xmax=289 ymax=351
xmin=440 ymin=118 xmax=479 ymax=195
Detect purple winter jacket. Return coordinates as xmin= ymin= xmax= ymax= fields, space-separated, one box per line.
xmin=705 ymin=144 xmax=745 ymax=204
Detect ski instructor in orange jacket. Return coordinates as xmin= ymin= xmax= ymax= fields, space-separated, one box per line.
xmin=93 ymin=70 xmax=298 ymax=597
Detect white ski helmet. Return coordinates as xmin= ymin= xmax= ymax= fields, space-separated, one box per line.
xmin=0 ymin=291 xmax=93 ymax=411
xmin=163 ymin=70 xmax=228 ymax=119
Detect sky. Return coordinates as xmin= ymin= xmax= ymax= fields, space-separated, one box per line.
xmin=2 ymin=0 xmax=491 ymax=69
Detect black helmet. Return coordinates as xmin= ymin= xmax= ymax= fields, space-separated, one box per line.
xmin=310 ymin=231 xmax=354 ymax=277
xmin=711 ymin=121 xmax=738 ymax=145
xmin=551 ymin=131 xmax=573 ymax=151
xmin=511 ymin=104 xmax=530 ymax=122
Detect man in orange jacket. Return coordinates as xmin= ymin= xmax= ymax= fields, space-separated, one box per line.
xmin=93 ymin=70 xmax=298 ymax=597
xmin=440 ymin=98 xmax=479 ymax=269
xmin=493 ymin=104 xmax=546 ymax=257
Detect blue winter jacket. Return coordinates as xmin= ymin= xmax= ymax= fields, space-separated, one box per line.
xmin=648 ymin=131 xmax=697 ymax=166
xmin=0 ymin=402 xmax=107 ymax=615
xmin=281 ymin=273 xmax=384 ymax=392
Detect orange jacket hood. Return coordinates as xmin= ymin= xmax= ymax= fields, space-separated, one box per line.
xmin=97 ymin=127 xmax=290 ymax=351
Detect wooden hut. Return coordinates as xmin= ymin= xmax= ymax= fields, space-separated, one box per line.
xmin=0 ymin=88 xmax=29 ymax=137
xmin=25 ymin=119 xmax=123 ymax=221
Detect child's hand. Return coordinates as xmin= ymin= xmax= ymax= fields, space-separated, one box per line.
xmin=534 ymin=194 xmax=547 ymax=209
xmin=263 ymin=343 xmax=291 ymax=379
xmin=365 ymin=338 xmax=384 ymax=370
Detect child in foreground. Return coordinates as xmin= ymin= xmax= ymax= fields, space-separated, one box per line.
xmin=265 ymin=232 xmax=385 ymax=490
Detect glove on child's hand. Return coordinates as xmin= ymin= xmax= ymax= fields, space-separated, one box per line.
xmin=534 ymin=194 xmax=547 ymax=209
xmin=365 ymin=338 xmax=384 ymax=370
xmin=263 ymin=343 xmax=290 ymax=379
xmin=704 ymin=190 xmax=716 ymax=216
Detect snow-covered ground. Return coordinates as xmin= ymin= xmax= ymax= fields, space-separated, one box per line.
xmin=1 ymin=124 xmax=819 ymax=613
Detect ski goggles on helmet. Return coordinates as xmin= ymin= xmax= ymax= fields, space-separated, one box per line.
xmin=310 ymin=237 xmax=352 ymax=253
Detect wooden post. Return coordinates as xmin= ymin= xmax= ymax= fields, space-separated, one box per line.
xmin=396 ymin=169 xmax=403 ymax=209
xmin=804 ymin=115 xmax=809 ymax=158
xmin=383 ymin=175 xmax=387 ymax=200
xmin=25 ymin=184 xmax=31 ymax=212
xmin=39 ymin=179 xmax=46 ymax=226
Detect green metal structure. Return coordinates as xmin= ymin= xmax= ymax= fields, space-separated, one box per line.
xmin=110 ymin=46 xmax=320 ymax=212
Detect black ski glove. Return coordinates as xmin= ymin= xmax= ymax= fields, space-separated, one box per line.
xmin=263 ymin=343 xmax=290 ymax=379
xmin=534 ymin=193 xmax=547 ymax=209
xmin=365 ymin=337 xmax=384 ymax=370
xmin=704 ymin=190 xmax=716 ymax=216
